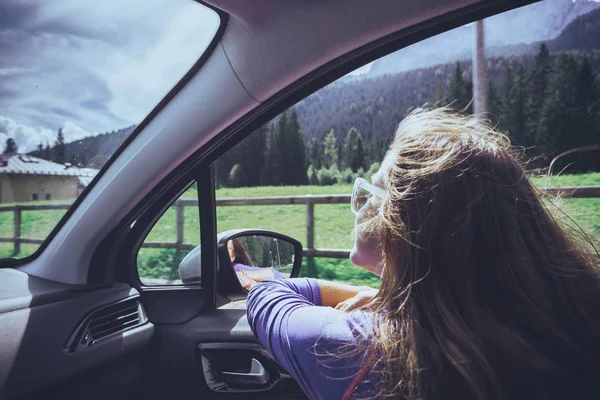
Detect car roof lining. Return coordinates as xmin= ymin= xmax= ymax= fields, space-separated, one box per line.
xmin=205 ymin=0 xmax=534 ymax=103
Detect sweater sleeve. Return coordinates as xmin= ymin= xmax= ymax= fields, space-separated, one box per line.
xmin=247 ymin=278 xmax=369 ymax=400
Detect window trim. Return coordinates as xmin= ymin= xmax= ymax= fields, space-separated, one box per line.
xmin=0 ymin=3 xmax=228 ymax=268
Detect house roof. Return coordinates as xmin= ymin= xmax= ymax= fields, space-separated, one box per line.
xmin=0 ymin=154 xmax=98 ymax=177
xmin=77 ymin=176 xmax=95 ymax=187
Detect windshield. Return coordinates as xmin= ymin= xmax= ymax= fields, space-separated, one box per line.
xmin=0 ymin=0 xmax=220 ymax=260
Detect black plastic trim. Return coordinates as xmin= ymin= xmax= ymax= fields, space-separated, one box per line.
xmin=198 ymin=166 xmax=218 ymax=309
xmin=198 ymin=342 xmax=287 ymax=393
xmin=63 ymin=295 xmax=147 ymax=353
xmin=216 ymin=229 xmax=303 ymax=301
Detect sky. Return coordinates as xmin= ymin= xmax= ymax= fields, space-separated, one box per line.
xmin=346 ymin=0 xmax=600 ymax=78
xmin=0 ymin=0 xmax=219 ymax=152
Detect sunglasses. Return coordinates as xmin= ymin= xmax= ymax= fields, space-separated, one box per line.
xmin=351 ymin=177 xmax=385 ymax=214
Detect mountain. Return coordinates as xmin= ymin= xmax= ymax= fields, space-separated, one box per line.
xmin=550 ymin=5 xmax=600 ymax=51
xmin=32 ymin=2 xmax=600 ymax=169
xmin=360 ymin=0 xmax=600 ymax=79
xmin=293 ymin=5 xmax=600 ymax=144
xmin=30 ymin=126 xmax=135 ymax=169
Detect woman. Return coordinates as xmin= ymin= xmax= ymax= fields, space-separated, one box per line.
xmin=246 ymin=107 xmax=600 ymax=399
xmin=228 ymin=238 xmax=282 ymax=290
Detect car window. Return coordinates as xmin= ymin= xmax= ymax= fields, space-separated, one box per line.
xmin=137 ymin=183 xmax=199 ymax=286
xmin=214 ymin=1 xmax=600 ymax=288
xmin=0 ymin=0 xmax=220 ymax=261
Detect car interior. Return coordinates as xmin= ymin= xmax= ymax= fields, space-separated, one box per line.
xmin=0 ymin=0 xmax=540 ymax=399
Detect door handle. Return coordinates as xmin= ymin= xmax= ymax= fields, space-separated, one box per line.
xmin=221 ymin=358 xmax=270 ymax=385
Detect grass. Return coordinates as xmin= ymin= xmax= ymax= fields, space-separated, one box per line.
xmin=2 ymin=174 xmax=599 ymax=285
xmin=531 ymin=172 xmax=600 ymax=187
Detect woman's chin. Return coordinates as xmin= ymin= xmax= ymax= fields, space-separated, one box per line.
xmin=350 ymin=249 xmax=383 ymax=277
xmin=349 ymin=247 xmax=361 ymax=266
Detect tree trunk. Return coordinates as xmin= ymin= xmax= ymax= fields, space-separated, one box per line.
xmin=473 ymin=20 xmax=487 ymax=117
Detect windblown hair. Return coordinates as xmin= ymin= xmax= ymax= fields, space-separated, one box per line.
xmin=231 ymin=238 xmax=253 ymax=266
xmin=368 ymin=107 xmax=600 ymax=399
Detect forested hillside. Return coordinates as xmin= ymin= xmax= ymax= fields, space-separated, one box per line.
xmin=30 ymin=7 xmax=600 ymax=187
xmin=29 ymin=126 xmax=135 ymax=169
xmin=295 ymin=7 xmax=600 ymax=144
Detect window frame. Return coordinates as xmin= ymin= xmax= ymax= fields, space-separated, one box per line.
xmin=89 ymin=0 xmax=537 ymax=309
xmin=133 ymin=181 xmax=201 ymax=287
xmin=0 ymin=2 xmax=227 ymax=268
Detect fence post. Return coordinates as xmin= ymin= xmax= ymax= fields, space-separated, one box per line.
xmin=305 ymin=197 xmax=317 ymax=277
xmin=176 ymin=201 xmax=184 ymax=249
xmin=13 ymin=206 xmax=21 ymax=257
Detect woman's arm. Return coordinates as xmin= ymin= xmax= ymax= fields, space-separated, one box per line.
xmin=244 ymin=268 xmax=277 ymax=281
xmin=234 ymin=264 xmax=283 ymax=280
xmin=316 ymin=279 xmax=376 ymax=307
xmin=246 ymin=278 xmax=370 ymax=399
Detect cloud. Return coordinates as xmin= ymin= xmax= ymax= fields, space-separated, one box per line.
xmin=0 ymin=115 xmax=55 ymax=152
xmin=0 ymin=0 xmax=219 ymax=152
xmin=62 ymin=121 xmax=92 ymax=142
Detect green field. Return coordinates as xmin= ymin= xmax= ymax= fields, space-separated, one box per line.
xmin=1 ymin=173 xmax=600 ymax=288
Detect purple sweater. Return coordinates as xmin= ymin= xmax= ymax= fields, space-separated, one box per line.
xmin=246 ymin=278 xmax=378 ymax=400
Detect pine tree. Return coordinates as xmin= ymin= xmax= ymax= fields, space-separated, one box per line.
xmin=282 ymin=109 xmax=308 ymax=185
xmin=366 ymin=138 xmax=391 ymax=167
xmin=445 ymin=62 xmax=473 ymax=112
xmin=572 ymin=56 xmax=600 ymax=171
xmin=342 ymin=127 xmax=366 ymax=172
xmin=44 ymin=143 xmax=51 ymax=162
xmin=487 ymin=81 xmax=501 ymax=127
xmin=306 ymin=138 xmax=322 ymax=170
xmin=261 ymin=125 xmax=280 ymax=186
xmin=265 ymin=112 xmax=287 ymax=185
xmin=507 ymin=64 xmax=528 ymax=146
xmin=434 ymin=82 xmax=445 ymax=105
xmin=336 ymin=140 xmax=343 ymax=170
xmin=90 ymin=135 xmax=100 ymax=168
xmin=36 ymin=143 xmax=43 ymax=158
xmin=2 ymin=137 xmax=18 ymax=154
xmin=54 ymin=128 xmax=66 ymax=164
xmin=536 ymin=54 xmax=579 ymax=169
xmin=322 ymin=129 xmax=338 ymax=169
xmin=525 ymin=44 xmax=552 ymax=148
xmin=243 ymin=126 xmax=267 ymax=186
xmin=497 ymin=66 xmax=513 ymax=133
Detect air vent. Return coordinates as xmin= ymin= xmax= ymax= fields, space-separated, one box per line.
xmin=65 ymin=297 xmax=147 ymax=353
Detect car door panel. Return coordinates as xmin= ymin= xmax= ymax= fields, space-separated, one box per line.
xmin=152 ymin=309 xmax=254 ymax=367
xmin=0 ymin=269 xmax=154 ymax=399
xmin=147 ymin=307 xmax=306 ymax=399
xmin=139 ymin=286 xmax=212 ymax=325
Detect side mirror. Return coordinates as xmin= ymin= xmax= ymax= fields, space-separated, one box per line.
xmin=217 ymin=229 xmax=303 ymax=300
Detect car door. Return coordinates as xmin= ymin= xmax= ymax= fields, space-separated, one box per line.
xmin=120 ymin=3 xmax=552 ymax=399
xmin=0 ymin=0 xmax=545 ymax=399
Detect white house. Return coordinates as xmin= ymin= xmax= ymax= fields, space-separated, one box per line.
xmin=0 ymin=154 xmax=98 ymax=203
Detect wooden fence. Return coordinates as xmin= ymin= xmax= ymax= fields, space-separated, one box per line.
xmin=1 ymin=186 xmax=600 ymax=259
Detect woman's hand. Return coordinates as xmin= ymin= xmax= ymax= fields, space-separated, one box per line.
xmin=335 ymin=289 xmax=378 ymax=312
xmin=236 ymin=271 xmax=258 ymax=290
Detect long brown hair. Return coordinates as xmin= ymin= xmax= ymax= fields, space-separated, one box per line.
xmin=231 ymin=238 xmax=253 ymax=266
xmin=368 ymin=107 xmax=600 ymax=399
